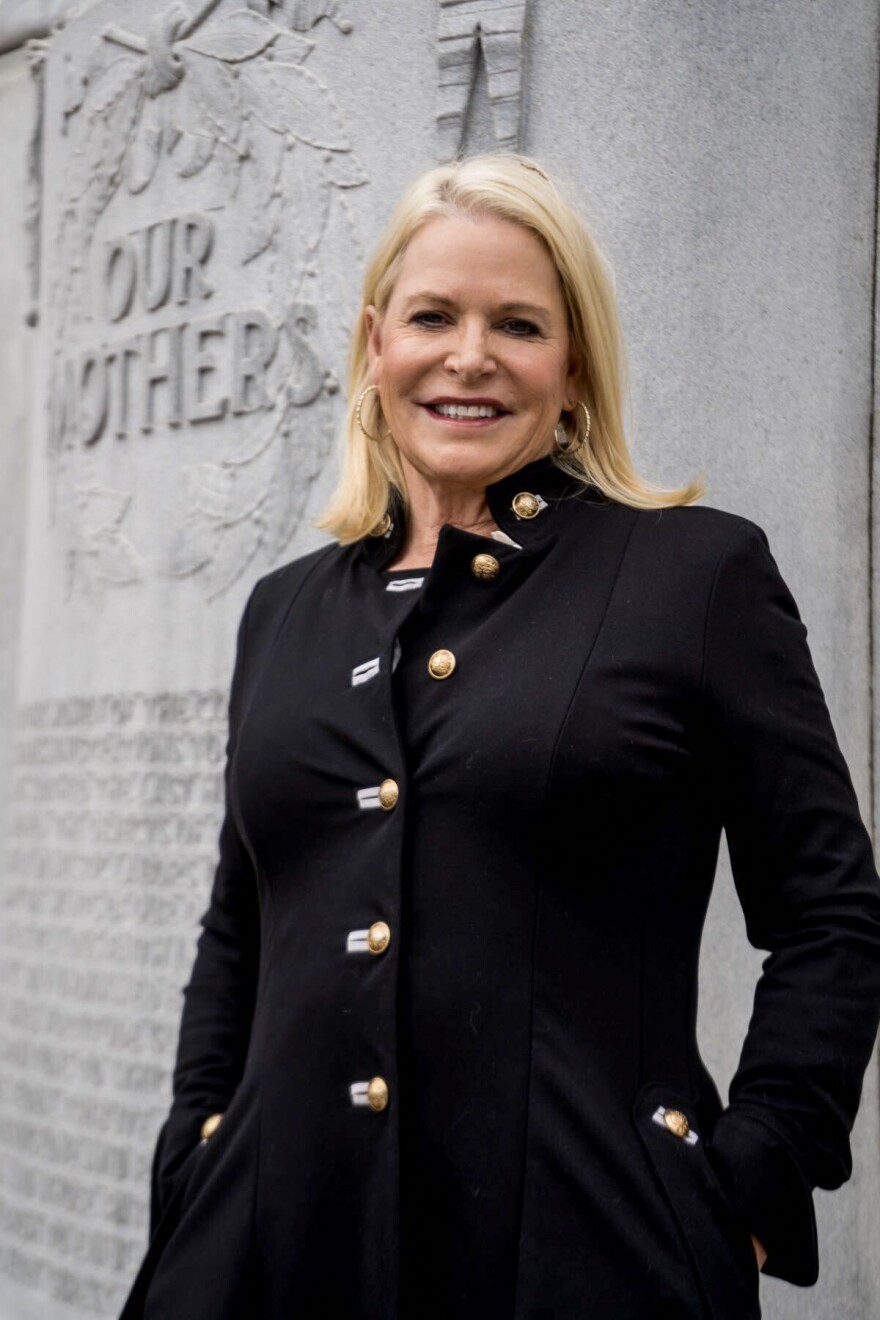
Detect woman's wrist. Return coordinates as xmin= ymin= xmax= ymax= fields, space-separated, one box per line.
xmin=751 ymin=1234 xmax=767 ymax=1271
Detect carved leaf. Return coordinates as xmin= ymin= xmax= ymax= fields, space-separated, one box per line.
xmin=321 ymin=147 xmax=368 ymax=189
xmin=220 ymin=430 xmax=281 ymax=513
xmin=83 ymin=71 xmax=143 ymax=195
xmin=246 ymin=192 xmax=283 ymax=264
xmin=239 ymin=126 xmax=285 ymax=263
xmin=262 ymin=406 xmax=323 ymax=557
xmin=50 ymin=60 xmax=141 ymax=381
xmin=48 ymin=65 xmax=135 ymax=351
xmin=181 ymin=9 xmax=280 ymax=62
xmin=181 ymin=463 xmax=235 ymax=519
xmin=178 ymin=51 xmax=242 ymax=148
xmin=311 ymin=186 xmax=362 ymax=373
xmin=280 ymin=140 xmax=330 ymax=259
xmin=93 ymin=529 xmax=141 ymax=584
xmin=126 ymin=93 xmax=164 ymax=194
xmin=239 ymin=60 xmax=350 ymax=150
xmin=166 ymin=513 xmax=220 ymax=575
xmin=59 ymin=76 xmax=140 ymax=336
xmin=290 ymin=0 xmax=351 ymax=33
xmin=272 ymin=32 xmax=315 ymax=64
xmin=205 ymin=515 xmax=263 ymax=598
xmin=172 ymin=130 xmax=216 ymax=177
xmin=74 ymin=486 xmax=131 ymax=540
xmin=85 ymin=35 xmax=119 ymax=84
xmin=87 ymin=55 xmax=141 ymax=114
xmin=62 ymin=61 xmax=88 ymax=117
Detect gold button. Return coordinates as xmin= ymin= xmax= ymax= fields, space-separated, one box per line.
xmin=200 ymin=1113 xmax=224 ymax=1141
xmin=427 ymin=649 xmax=456 ymax=680
xmin=378 ymin=778 xmax=399 ymax=810
xmin=512 ymin=491 xmax=541 ymax=519
xmin=663 ymin=1109 xmax=690 ymax=1140
xmin=367 ymin=920 xmax=391 ymax=954
xmin=471 ymin=553 xmax=500 ymax=581
xmin=367 ymin=1076 xmax=389 ymax=1111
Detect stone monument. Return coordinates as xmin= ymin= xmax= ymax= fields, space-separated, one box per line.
xmin=0 ymin=1 xmax=877 ymax=1316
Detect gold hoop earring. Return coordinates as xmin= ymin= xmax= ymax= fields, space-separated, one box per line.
xmin=555 ymin=401 xmax=591 ymax=454
xmin=576 ymin=401 xmax=591 ymax=445
xmin=356 ymin=384 xmax=390 ymax=443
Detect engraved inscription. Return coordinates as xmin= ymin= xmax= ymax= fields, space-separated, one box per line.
xmin=52 ymin=208 xmax=281 ymax=448
xmin=0 ymin=691 xmax=230 ymax=1315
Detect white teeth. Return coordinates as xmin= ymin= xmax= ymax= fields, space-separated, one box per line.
xmin=432 ymin=403 xmax=500 ymax=419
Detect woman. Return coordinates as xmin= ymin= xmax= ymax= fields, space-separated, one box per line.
xmin=121 ymin=154 xmax=880 ymax=1319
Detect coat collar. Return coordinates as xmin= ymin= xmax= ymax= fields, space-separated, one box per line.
xmin=358 ymin=454 xmax=603 ymax=571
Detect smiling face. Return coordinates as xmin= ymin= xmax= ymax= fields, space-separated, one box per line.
xmin=365 ymin=211 xmax=580 ymax=494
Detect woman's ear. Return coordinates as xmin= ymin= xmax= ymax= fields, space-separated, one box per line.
xmin=365 ymin=305 xmax=382 ymax=385
xmin=564 ymin=352 xmax=582 ymax=412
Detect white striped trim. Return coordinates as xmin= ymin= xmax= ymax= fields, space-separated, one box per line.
xmin=385 ymin=576 xmax=424 ymax=592
xmin=349 ymin=1081 xmax=371 ymax=1107
xmin=356 ymin=786 xmax=383 ymax=810
xmin=346 ymin=929 xmax=370 ymax=953
xmin=351 ymin=657 xmax=380 ymax=686
xmin=651 ymin=1105 xmax=699 ymax=1144
xmin=490 ymin=529 xmax=522 ymax=549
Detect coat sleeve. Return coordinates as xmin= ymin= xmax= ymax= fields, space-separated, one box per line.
xmin=150 ymin=585 xmax=262 ymax=1233
xmin=699 ymin=518 xmax=880 ymax=1286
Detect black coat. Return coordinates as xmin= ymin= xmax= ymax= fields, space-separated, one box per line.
xmin=121 ymin=454 xmax=880 ymax=1319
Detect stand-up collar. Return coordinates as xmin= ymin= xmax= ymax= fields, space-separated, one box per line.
xmin=358 ymin=454 xmax=601 ymax=571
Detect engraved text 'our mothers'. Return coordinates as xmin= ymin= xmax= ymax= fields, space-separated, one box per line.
xmin=52 ymin=212 xmax=276 ymax=448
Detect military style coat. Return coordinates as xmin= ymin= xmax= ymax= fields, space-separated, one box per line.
xmin=121 ymin=454 xmax=880 ymax=1320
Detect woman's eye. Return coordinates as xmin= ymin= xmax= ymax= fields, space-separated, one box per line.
xmin=501 ymin=319 xmax=540 ymax=337
xmin=411 ymin=311 xmax=448 ymax=328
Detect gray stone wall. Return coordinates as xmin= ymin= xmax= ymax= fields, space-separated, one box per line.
xmin=0 ymin=2 xmax=876 ymax=1316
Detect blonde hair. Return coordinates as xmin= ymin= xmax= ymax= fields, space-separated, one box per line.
xmin=316 ymin=153 xmax=704 ymax=542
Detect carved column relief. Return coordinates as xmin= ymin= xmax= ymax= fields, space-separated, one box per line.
xmin=436 ymin=0 xmax=528 ymax=157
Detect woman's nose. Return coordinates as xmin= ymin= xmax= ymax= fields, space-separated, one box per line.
xmin=444 ymin=324 xmax=496 ymax=379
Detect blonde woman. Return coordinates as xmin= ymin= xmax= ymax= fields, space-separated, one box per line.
xmin=121 ymin=154 xmax=880 ymax=1319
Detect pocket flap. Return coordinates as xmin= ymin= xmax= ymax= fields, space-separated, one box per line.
xmin=633 ymin=1082 xmax=760 ymax=1320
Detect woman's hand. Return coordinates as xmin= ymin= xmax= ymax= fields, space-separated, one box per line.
xmin=751 ymin=1234 xmax=767 ymax=1272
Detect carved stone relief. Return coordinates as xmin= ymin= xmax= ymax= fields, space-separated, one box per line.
xmin=44 ymin=0 xmax=366 ymax=600
xmin=0 ymin=4 xmax=370 ymax=1312
xmin=436 ymin=0 xmax=528 ymax=157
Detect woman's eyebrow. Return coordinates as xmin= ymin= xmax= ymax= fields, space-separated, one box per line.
xmin=399 ymin=292 xmax=457 ymax=312
xmin=399 ymin=292 xmax=552 ymax=318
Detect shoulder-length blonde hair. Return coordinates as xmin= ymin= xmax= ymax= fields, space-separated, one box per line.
xmin=316 ymin=153 xmax=704 ymax=543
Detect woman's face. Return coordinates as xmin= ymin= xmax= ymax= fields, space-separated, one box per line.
xmin=365 ymin=212 xmax=580 ymax=492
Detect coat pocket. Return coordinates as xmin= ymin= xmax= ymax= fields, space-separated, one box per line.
xmin=633 ymin=1082 xmax=761 ymax=1320
xmin=118 ymin=1141 xmax=207 ymax=1320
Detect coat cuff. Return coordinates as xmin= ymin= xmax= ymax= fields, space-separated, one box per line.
xmin=707 ymin=1110 xmax=818 ymax=1286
